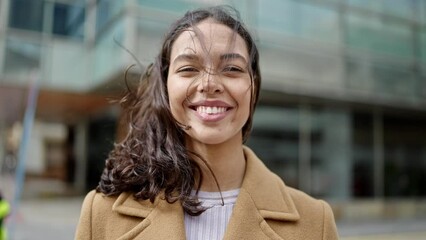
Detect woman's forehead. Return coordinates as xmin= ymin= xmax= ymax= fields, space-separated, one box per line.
xmin=170 ymin=20 xmax=249 ymax=63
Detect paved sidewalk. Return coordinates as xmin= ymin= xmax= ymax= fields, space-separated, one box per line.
xmin=341 ymin=231 xmax=426 ymax=240
xmin=338 ymin=218 xmax=426 ymax=240
xmin=5 ymin=197 xmax=82 ymax=240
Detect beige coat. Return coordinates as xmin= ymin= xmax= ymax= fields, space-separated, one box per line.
xmin=75 ymin=147 xmax=339 ymax=240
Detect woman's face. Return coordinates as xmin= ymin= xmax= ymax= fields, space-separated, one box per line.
xmin=167 ymin=19 xmax=252 ymax=146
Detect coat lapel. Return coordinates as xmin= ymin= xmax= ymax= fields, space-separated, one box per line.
xmin=223 ymin=147 xmax=300 ymax=239
xmin=223 ymin=188 xmax=278 ymax=239
xmin=112 ymin=192 xmax=186 ymax=240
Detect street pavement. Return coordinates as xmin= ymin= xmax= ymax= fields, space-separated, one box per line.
xmin=6 ymin=197 xmax=82 ymax=240
xmin=338 ymin=218 xmax=426 ymax=240
xmin=2 ymin=196 xmax=426 ymax=240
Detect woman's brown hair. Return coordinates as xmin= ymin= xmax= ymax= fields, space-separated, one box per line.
xmin=97 ymin=5 xmax=261 ymax=215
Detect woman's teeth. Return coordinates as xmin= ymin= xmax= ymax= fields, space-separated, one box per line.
xmin=196 ymin=106 xmax=227 ymax=114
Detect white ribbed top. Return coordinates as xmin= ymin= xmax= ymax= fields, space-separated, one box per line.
xmin=184 ymin=189 xmax=240 ymax=240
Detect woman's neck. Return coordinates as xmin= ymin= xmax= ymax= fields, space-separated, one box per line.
xmin=187 ymin=136 xmax=246 ymax=192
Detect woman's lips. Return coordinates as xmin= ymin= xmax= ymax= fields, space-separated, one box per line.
xmin=189 ymin=101 xmax=233 ymax=122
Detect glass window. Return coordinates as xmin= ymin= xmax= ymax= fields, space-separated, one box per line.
xmin=137 ymin=0 xmax=204 ymax=14
xmin=345 ymin=14 xmax=413 ymax=58
xmin=3 ymin=37 xmax=42 ymax=81
xmin=346 ymin=58 xmax=419 ymax=100
xmin=346 ymin=0 xmax=417 ymax=21
xmin=352 ymin=112 xmax=374 ymax=197
xmin=383 ymin=0 xmax=416 ymax=20
xmin=258 ymin=0 xmax=339 ymax=43
xmin=247 ymin=105 xmax=300 ymax=188
xmin=421 ymin=70 xmax=426 ymax=98
xmin=49 ymin=40 xmax=87 ymax=90
xmin=420 ymin=0 xmax=426 ymax=24
xmin=345 ymin=0 xmax=382 ymax=12
xmin=249 ymin=104 xmax=352 ymax=199
xmin=384 ymin=114 xmax=426 ymax=197
xmin=372 ymin=63 xmax=417 ymax=99
xmin=345 ymin=58 xmax=374 ymax=92
xmin=53 ymin=3 xmax=85 ymax=39
xmin=86 ymin=117 xmax=117 ymax=190
xmin=137 ymin=18 xmax=169 ymax=63
xmin=310 ymin=107 xmax=352 ymax=199
xmin=96 ymin=0 xmax=125 ymax=36
xmin=420 ymin=31 xmax=426 ymax=63
xmin=8 ymin=0 xmax=44 ymax=32
xmin=93 ymin=18 xmax=125 ymax=84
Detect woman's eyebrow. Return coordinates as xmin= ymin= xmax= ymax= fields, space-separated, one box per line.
xmin=172 ymin=52 xmax=247 ymax=65
xmin=172 ymin=53 xmax=199 ymax=64
xmin=220 ymin=53 xmax=247 ymax=64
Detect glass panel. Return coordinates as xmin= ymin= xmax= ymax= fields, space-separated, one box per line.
xmin=247 ymin=105 xmax=300 ymax=188
xmin=48 ymin=40 xmax=87 ymax=91
xmin=420 ymin=0 xmax=426 ymax=24
xmin=372 ymin=63 xmax=417 ymax=99
xmin=383 ymin=0 xmax=416 ymax=20
xmin=346 ymin=0 xmax=418 ymax=21
xmin=352 ymin=112 xmax=374 ymax=197
xmin=8 ymin=0 xmax=44 ymax=32
xmin=420 ymin=31 xmax=426 ymax=63
xmin=96 ymin=0 xmax=125 ymax=35
xmin=345 ymin=58 xmax=374 ymax=92
xmin=136 ymin=18 xmax=169 ymax=64
xmin=310 ymin=107 xmax=352 ymax=199
xmin=3 ymin=37 xmax=42 ymax=82
xmin=421 ymin=70 xmax=426 ymax=98
xmin=345 ymin=0 xmax=382 ymax=12
xmin=53 ymin=3 xmax=85 ymax=39
xmin=86 ymin=117 xmax=117 ymax=190
xmin=345 ymin=14 xmax=413 ymax=58
xmin=137 ymin=0 xmax=205 ymax=14
xmin=93 ymin=17 xmax=125 ymax=85
xmin=384 ymin=114 xmax=426 ymax=197
xmin=346 ymin=58 xmax=419 ymax=100
xmin=258 ymin=0 xmax=339 ymax=43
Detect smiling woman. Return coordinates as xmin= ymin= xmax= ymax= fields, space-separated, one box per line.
xmin=75 ymin=6 xmax=338 ymax=240
xmin=167 ymin=19 xmax=252 ymax=147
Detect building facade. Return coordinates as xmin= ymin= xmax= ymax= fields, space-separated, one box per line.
xmin=0 ymin=0 xmax=426 ymax=220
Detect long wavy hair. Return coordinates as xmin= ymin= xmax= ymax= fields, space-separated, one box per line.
xmin=97 ymin=6 xmax=261 ymax=215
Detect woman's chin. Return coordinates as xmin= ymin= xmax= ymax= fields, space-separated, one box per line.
xmin=185 ymin=129 xmax=242 ymax=147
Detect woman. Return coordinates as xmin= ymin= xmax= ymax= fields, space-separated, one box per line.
xmin=75 ymin=6 xmax=338 ymax=240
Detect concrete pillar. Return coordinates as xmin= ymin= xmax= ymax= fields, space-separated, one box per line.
xmin=0 ymin=0 xmax=10 ymax=74
xmin=0 ymin=119 xmax=5 ymax=171
xmin=73 ymin=120 xmax=88 ymax=193
xmin=299 ymin=103 xmax=311 ymax=193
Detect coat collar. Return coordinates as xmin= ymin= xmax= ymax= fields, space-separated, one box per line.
xmin=112 ymin=192 xmax=186 ymax=239
xmin=239 ymin=146 xmax=300 ymax=221
xmin=111 ymin=146 xmax=300 ymax=239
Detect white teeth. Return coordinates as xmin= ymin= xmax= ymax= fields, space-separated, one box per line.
xmin=196 ymin=106 xmax=227 ymax=114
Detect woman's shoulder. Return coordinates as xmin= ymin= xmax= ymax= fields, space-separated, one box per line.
xmin=281 ymin=184 xmax=336 ymax=228
xmin=285 ymin=185 xmax=324 ymax=206
xmin=80 ymin=190 xmax=157 ymax=216
xmin=76 ymin=190 xmax=150 ymax=239
xmin=81 ymin=190 xmax=119 ymax=209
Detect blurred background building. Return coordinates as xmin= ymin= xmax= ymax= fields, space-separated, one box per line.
xmin=0 ymin=0 xmax=426 ymax=223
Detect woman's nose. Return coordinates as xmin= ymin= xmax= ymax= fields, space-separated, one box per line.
xmin=197 ymin=71 xmax=224 ymax=94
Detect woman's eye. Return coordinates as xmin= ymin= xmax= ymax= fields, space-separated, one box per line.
xmin=177 ymin=66 xmax=198 ymax=73
xmin=223 ymin=66 xmax=243 ymax=73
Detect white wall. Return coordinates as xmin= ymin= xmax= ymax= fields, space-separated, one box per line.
xmin=27 ymin=121 xmax=67 ymax=174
